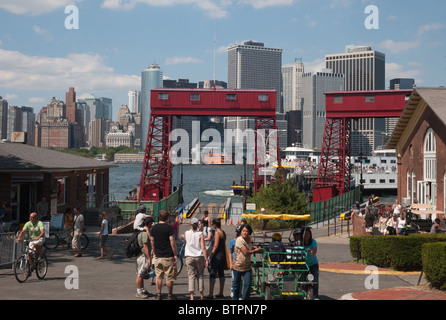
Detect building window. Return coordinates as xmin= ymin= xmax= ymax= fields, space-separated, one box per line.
xmin=424 ymin=128 xmax=436 ymax=182
xmin=226 ymin=94 xmax=237 ymax=101
xmin=190 ymin=93 xmax=200 ymax=101
xmin=258 ymin=94 xmax=269 ymax=102
xmin=158 ymin=93 xmax=168 ymax=100
xmin=333 ymin=96 xmax=343 ymax=103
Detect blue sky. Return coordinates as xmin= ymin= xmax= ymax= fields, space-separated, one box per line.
xmin=0 ymin=0 xmax=445 ymax=120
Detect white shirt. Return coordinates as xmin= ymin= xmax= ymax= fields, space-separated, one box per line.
xmin=102 ymin=219 xmax=109 ymax=236
xmin=184 ymin=229 xmax=204 ymax=257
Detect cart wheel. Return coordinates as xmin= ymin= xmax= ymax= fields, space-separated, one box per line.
xmin=264 ymin=284 xmax=273 ymax=300
xmin=305 ymin=286 xmax=314 ymax=300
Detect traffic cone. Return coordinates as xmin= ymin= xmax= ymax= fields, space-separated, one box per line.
xmin=230 ymin=219 xmax=233 ymax=225
xmin=237 ymin=219 xmax=239 ymax=225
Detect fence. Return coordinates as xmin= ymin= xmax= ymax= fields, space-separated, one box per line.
xmin=307 ymin=186 xmax=361 ymax=235
xmin=0 ymin=232 xmax=17 ymax=267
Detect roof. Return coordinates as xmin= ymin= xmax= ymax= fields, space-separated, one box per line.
xmin=0 ymin=142 xmax=116 ymax=172
xmin=387 ymin=87 xmax=446 ymax=151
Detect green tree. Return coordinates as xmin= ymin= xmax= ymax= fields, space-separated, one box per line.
xmin=248 ymin=172 xmax=309 ymax=216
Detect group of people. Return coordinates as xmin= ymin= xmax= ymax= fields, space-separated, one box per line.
xmin=132 ymin=203 xmax=319 ymax=300
xmin=359 ymin=198 xmax=445 ymax=235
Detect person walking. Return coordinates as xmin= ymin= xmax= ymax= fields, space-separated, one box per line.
xmin=302 ymin=227 xmax=319 ymax=300
xmin=36 ymin=196 xmax=49 ymax=221
xmin=135 ymin=217 xmax=154 ymax=299
xmin=133 ymin=204 xmax=148 ymax=231
xmin=183 ymin=217 xmax=208 ymax=300
xmin=71 ymin=207 xmax=84 ymax=257
xmin=396 ymin=211 xmax=407 ymax=235
xmin=207 ymin=218 xmax=226 ymax=299
xmin=232 ymin=224 xmax=260 ymax=300
xmin=97 ymin=211 xmax=114 ymax=259
xmin=63 ymin=207 xmax=74 ymax=248
xmin=150 ymin=210 xmax=178 ymax=300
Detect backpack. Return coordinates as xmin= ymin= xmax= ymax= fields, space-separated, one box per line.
xmin=125 ymin=231 xmax=143 ymax=258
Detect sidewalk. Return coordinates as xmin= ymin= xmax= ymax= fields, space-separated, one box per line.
xmin=315 ymin=232 xmax=446 ymax=300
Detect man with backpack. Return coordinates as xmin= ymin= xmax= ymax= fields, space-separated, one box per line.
xmin=135 ymin=216 xmax=154 ymax=299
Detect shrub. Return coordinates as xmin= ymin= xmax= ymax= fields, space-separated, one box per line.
xmin=349 ymin=234 xmax=446 ymax=271
xmin=422 ymin=242 xmax=446 ymax=291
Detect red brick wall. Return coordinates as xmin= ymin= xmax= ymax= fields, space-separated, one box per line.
xmin=398 ymin=107 xmax=446 ymax=211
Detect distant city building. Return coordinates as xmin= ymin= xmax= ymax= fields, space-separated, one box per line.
xmin=325 ymin=45 xmax=386 ymax=155
xmin=40 ymin=120 xmax=71 ymax=149
xmin=0 ymin=97 xmax=8 ymax=140
xmin=88 ymin=118 xmax=110 ymax=147
xmin=140 ymin=64 xmax=163 ymax=149
xmin=163 ymin=78 xmax=197 ymax=88
xmin=198 ymin=80 xmax=227 ymax=89
xmin=226 ymin=41 xmax=286 ymax=147
xmin=282 ymin=58 xmax=305 ymax=113
xmin=128 ymin=90 xmax=139 ymax=113
xmin=301 ymin=70 xmax=345 ymax=150
xmin=105 ymin=130 xmax=134 ymax=148
xmin=389 ymin=78 xmax=415 ymax=90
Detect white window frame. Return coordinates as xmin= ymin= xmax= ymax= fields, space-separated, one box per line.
xmin=423 ymin=128 xmax=436 ymax=182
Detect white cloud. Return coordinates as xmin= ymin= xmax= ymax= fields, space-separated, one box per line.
xmin=165 ymin=56 xmax=204 ymax=65
xmin=33 ymin=25 xmax=53 ymax=42
xmin=4 ymin=94 xmax=18 ymax=100
xmin=378 ymin=39 xmax=421 ymax=54
xmin=28 ymin=97 xmax=45 ymax=103
xmin=386 ymin=62 xmax=423 ymax=83
xmin=238 ymin=0 xmax=294 ymax=9
xmin=0 ymin=0 xmax=82 ymax=15
xmin=101 ymin=0 xmax=229 ymax=19
xmin=0 ymin=49 xmax=140 ymax=92
xmin=417 ymin=23 xmax=446 ymax=36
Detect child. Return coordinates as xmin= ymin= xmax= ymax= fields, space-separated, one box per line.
xmin=97 ymin=211 xmax=114 ymax=259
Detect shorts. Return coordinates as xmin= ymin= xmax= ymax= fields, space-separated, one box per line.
xmin=99 ymin=235 xmax=108 ymax=248
xmin=365 ymin=227 xmax=373 ymax=233
xmin=29 ymin=238 xmax=45 ymax=251
xmin=136 ymin=254 xmax=149 ymax=275
xmin=154 ymin=257 xmax=177 ymax=282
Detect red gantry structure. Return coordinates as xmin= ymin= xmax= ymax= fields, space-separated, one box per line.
xmin=138 ymin=88 xmax=281 ymax=202
xmin=313 ymin=89 xmax=413 ymax=202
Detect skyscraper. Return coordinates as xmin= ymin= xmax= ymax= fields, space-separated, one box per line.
xmin=140 ymin=64 xmax=163 ymax=149
xmin=226 ymin=41 xmax=286 ymax=147
xmin=325 ymin=45 xmax=386 ymax=155
xmin=128 ymin=90 xmax=139 ymax=113
xmin=227 ymin=41 xmax=282 ymax=112
xmin=282 ymin=58 xmax=305 ymax=113
xmin=301 ymin=71 xmax=344 ymax=150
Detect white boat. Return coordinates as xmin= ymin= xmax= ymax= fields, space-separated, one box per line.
xmin=351 ymin=149 xmax=397 ymax=193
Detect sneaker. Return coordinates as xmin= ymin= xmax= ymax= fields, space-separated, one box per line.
xmin=136 ymin=291 xmax=149 ymax=299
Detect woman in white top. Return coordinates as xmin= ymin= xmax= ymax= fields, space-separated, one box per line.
xmin=183 ymin=217 xmax=208 ymax=300
xmin=396 ymin=212 xmax=407 ymax=235
xmin=97 ymin=211 xmax=113 ymax=259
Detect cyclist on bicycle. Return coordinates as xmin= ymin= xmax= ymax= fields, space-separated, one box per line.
xmin=16 ymin=212 xmax=45 ymax=262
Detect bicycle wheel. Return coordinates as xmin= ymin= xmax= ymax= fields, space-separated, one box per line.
xmin=14 ymin=255 xmax=30 ymax=283
xmin=80 ymin=234 xmax=89 ymax=250
xmin=44 ymin=233 xmax=59 ymax=249
xmin=36 ymin=255 xmax=48 ymax=279
xmin=175 ymin=256 xmax=183 ymax=276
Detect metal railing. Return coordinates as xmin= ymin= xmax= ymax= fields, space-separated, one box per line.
xmin=0 ymin=232 xmax=18 ymax=268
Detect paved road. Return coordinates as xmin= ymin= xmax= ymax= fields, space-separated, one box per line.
xmin=0 ymin=221 xmax=433 ymax=302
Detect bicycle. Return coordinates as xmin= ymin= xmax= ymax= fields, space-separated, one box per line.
xmin=44 ymin=228 xmax=89 ymax=251
xmin=14 ymin=239 xmax=48 ymax=283
xmin=175 ymin=239 xmax=185 ymax=277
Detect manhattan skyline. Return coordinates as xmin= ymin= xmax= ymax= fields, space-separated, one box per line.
xmin=0 ymin=0 xmax=445 ymax=120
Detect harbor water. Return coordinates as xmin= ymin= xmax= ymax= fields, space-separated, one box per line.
xmin=109 ymin=163 xmax=252 ymax=205
xmin=109 ymin=163 xmax=397 ymax=206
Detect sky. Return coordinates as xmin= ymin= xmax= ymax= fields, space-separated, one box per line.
xmin=0 ymin=0 xmax=445 ymax=121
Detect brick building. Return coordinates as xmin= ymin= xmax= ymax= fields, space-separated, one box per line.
xmin=0 ymin=141 xmax=115 ymax=225
xmin=387 ymin=88 xmax=446 ymax=216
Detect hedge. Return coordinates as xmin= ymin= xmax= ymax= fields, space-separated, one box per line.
xmin=422 ymin=242 xmax=446 ymax=291
xmin=350 ymin=234 xmax=446 ymax=271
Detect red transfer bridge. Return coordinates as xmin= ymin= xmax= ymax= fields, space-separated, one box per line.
xmin=314 ymin=89 xmax=413 ymax=202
